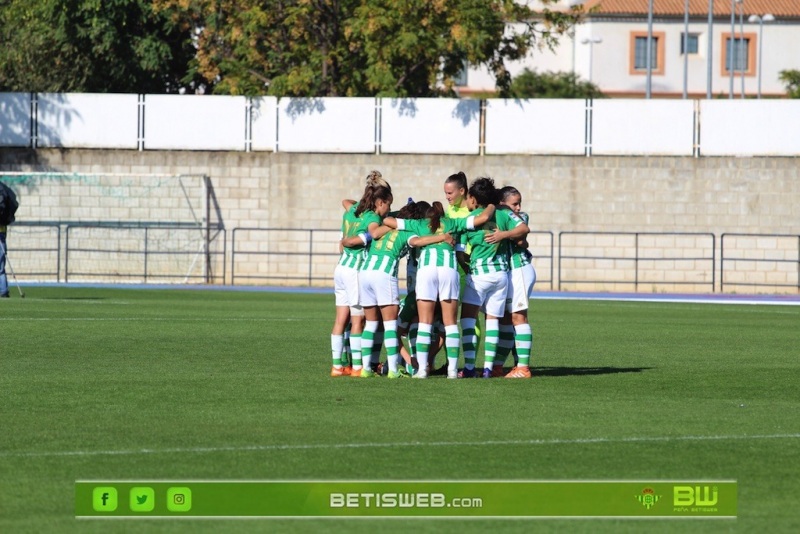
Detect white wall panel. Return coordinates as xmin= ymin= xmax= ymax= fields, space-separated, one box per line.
xmin=0 ymin=93 xmax=32 ymax=147
xmin=277 ymin=98 xmax=375 ymax=153
xmin=700 ymin=101 xmax=800 ymax=156
xmin=592 ymin=100 xmax=694 ymax=156
xmin=250 ymin=96 xmax=277 ymax=152
xmin=380 ymin=98 xmax=480 ymax=154
xmin=485 ymin=99 xmax=585 ymax=155
xmin=37 ymin=93 xmax=138 ymax=149
xmin=145 ymin=95 xmax=246 ymax=151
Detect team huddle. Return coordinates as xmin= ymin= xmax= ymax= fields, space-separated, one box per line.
xmin=330 ymin=171 xmax=536 ymax=379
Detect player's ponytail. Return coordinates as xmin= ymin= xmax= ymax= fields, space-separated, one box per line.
xmin=365 ymin=170 xmax=390 ymax=191
xmin=427 ymin=201 xmax=445 ymax=233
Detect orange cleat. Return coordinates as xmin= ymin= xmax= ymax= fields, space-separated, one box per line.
xmin=330 ymin=366 xmax=351 ymax=377
xmin=349 ymin=367 xmax=363 ymax=377
xmin=504 ymin=366 xmax=532 ymax=379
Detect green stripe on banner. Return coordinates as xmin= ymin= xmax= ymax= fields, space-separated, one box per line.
xmin=76 ymin=481 xmax=737 ymax=518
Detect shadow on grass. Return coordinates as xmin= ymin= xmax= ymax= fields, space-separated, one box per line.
xmin=533 ymin=366 xmax=654 ymax=377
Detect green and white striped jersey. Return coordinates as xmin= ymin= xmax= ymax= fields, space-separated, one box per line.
xmin=464 ymin=208 xmax=524 ymax=275
xmin=398 ymin=217 xmax=471 ymax=269
xmin=338 ymin=206 xmax=380 ymax=269
xmin=508 ymin=211 xmax=533 ymax=270
xmin=362 ymin=229 xmax=417 ymax=277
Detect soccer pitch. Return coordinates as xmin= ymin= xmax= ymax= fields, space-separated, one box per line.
xmin=1 ymin=287 xmax=798 ymax=533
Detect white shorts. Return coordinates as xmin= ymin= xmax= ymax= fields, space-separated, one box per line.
xmin=506 ymin=263 xmax=536 ymax=313
xmin=333 ymin=264 xmax=363 ymax=315
xmin=415 ymin=265 xmax=460 ymax=302
xmin=462 ymin=271 xmax=509 ymax=318
xmin=359 ymin=269 xmax=400 ymax=307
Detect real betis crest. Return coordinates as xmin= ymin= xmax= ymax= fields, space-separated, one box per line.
xmin=637 ymin=487 xmax=660 ymax=509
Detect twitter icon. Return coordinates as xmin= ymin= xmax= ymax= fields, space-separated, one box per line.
xmin=130 ymin=487 xmax=155 ymax=512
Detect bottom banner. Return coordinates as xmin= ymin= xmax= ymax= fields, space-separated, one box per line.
xmin=76 ymin=480 xmax=737 ymax=518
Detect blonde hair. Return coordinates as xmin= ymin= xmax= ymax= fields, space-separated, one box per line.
xmin=365 ymin=170 xmax=390 ymax=190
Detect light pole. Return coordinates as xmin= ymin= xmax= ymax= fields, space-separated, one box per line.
xmin=737 ymin=0 xmax=745 ymax=98
xmin=683 ymin=0 xmax=689 ymax=99
xmin=707 ymin=0 xmax=713 ymax=99
xmin=646 ymin=0 xmax=654 ymax=98
xmin=581 ymin=37 xmax=602 ymax=86
xmin=749 ymin=13 xmax=775 ymax=98
xmin=729 ymin=0 xmax=737 ymax=98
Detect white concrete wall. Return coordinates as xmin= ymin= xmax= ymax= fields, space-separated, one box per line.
xmin=144 ymin=95 xmax=246 ymax=151
xmin=36 ymin=93 xmax=139 ymax=149
xmin=277 ymin=97 xmax=375 ymax=153
xmin=0 ymin=93 xmax=31 ymax=147
xmin=699 ymin=100 xmax=800 ymax=156
xmin=485 ymin=99 xmax=585 ymax=154
xmin=591 ymin=100 xmax=694 ymax=156
xmin=380 ymin=98 xmax=480 ymax=154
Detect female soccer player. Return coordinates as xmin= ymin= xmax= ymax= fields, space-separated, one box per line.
xmin=495 ymin=186 xmax=536 ymax=379
xmin=330 ymin=171 xmax=389 ymax=377
xmin=384 ymin=201 xmax=496 ymax=379
xmin=345 ymin=194 xmax=455 ymax=378
xmin=459 ymin=177 xmax=529 ymax=378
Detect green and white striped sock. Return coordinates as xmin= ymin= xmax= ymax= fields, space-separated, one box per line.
xmin=445 ymin=324 xmax=460 ymax=373
xmin=383 ymin=320 xmax=399 ymax=374
xmin=514 ymin=323 xmax=533 ymax=367
xmin=483 ymin=319 xmax=500 ymax=370
xmin=415 ymin=323 xmax=432 ymax=373
xmin=460 ymin=317 xmax=477 ymax=370
xmin=331 ymin=334 xmax=344 ymax=368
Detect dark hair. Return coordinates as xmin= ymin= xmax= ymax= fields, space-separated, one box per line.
xmin=427 ymin=201 xmax=446 ymax=233
xmin=444 ymin=171 xmax=467 ymax=192
xmin=411 ymin=201 xmax=430 ymax=219
xmin=499 ymin=186 xmax=521 ymax=203
xmin=467 ymin=177 xmax=499 ymax=207
xmin=355 ymin=185 xmax=392 ymax=217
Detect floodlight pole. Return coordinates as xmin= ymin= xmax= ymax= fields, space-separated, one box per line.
xmin=738 ymin=0 xmax=745 ymax=98
xmin=729 ymin=0 xmax=736 ymax=98
xmin=646 ymin=0 xmax=654 ymax=98
xmin=683 ymin=0 xmax=690 ymax=99
xmin=707 ymin=0 xmax=714 ymax=99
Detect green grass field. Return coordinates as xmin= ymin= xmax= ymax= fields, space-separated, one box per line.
xmin=1 ymin=287 xmax=798 ymax=533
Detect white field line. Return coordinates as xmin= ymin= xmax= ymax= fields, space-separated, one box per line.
xmin=535 ymin=295 xmax=800 ymax=306
xmin=3 ymin=317 xmax=303 ymax=321
xmin=3 ymin=433 xmax=799 ymax=459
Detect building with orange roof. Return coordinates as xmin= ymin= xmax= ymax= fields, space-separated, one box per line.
xmin=460 ymin=0 xmax=800 ymax=98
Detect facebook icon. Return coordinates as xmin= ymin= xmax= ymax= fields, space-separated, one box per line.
xmin=92 ymin=487 xmax=118 ymax=512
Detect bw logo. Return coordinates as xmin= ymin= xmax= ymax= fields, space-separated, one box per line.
xmin=636 ymin=487 xmax=661 ymax=510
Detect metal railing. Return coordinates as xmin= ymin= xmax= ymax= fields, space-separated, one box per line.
xmin=63 ymin=222 xmax=226 ymax=284
xmin=720 ymin=233 xmax=800 ymax=293
xmin=558 ymin=231 xmax=716 ymax=292
xmin=528 ymin=231 xmax=554 ymax=291
xmin=3 ymin=222 xmax=61 ymax=281
xmin=231 ymin=228 xmax=340 ymax=286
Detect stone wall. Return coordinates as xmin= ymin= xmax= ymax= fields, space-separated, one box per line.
xmin=1 ymin=149 xmax=798 ymax=293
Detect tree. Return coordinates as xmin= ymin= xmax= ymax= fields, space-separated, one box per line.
xmin=0 ymin=0 xmax=195 ymax=93
xmin=778 ymin=70 xmax=800 ymax=98
xmin=153 ymin=0 xmax=584 ymax=97
xmin=508 ymin=68 xmax=603 ymax=99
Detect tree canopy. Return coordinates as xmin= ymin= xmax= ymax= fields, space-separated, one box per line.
xmin=508 ymin=68 xmax=603 ymax=99
xmin=151 ymin=0 xmax=583 ymax=96
xmin=0 ymin=0 xmax=195 ymax=93
xmin=779 ymin=70 xmax=800 ymax=99
xmin=0 ymin=0 xmax=583 ymax=96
